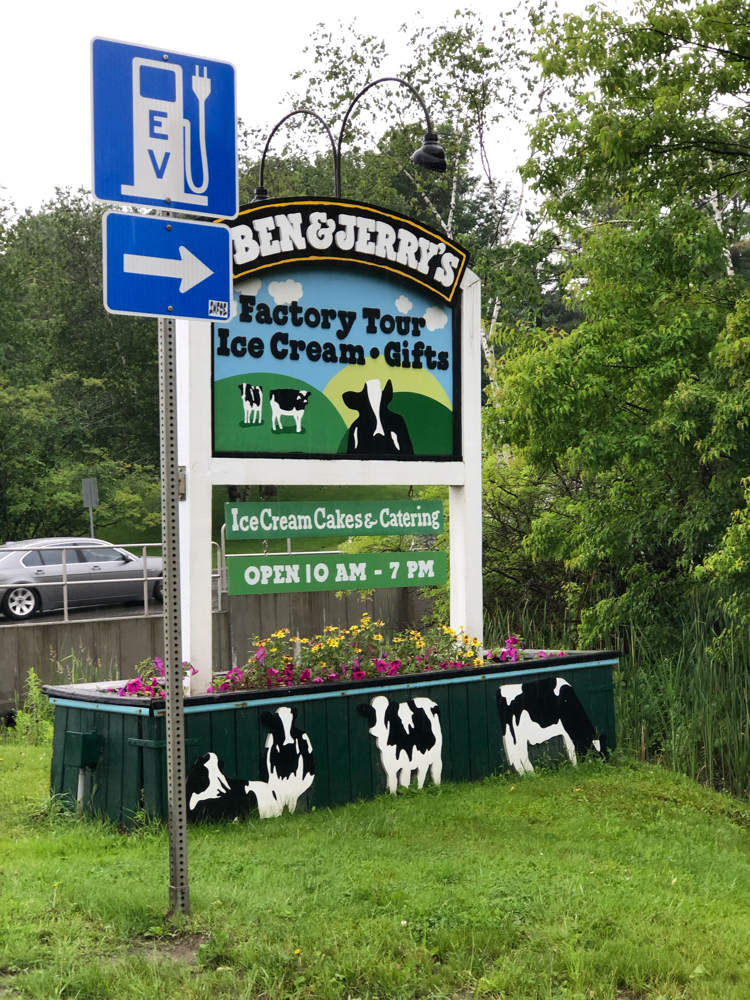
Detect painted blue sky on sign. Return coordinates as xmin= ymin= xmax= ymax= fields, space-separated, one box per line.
xmin=213 ymin=264 xmax=454 ymax=405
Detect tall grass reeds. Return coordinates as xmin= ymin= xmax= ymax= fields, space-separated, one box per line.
xmin=616 ymin=603 xmax=750 ymax=801
xmin=486 ymin=596 xmax=750 ymax=801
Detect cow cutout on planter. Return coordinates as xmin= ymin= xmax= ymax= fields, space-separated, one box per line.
xmin=344 ymin=379 xmax=414 ymax=456
xmin=246 ymin=706 xmax=315 ymax=817
xmin=186 ymin=752 xmax=253 ymax=822
xmin=497 ymin=677 xmax=607 ymax=774
xmin=239 ymin=383 xmax=263 ymax=424
xmin=359 ymin=695 xmax=442 ymax=793
xmin=185 ymin=706 xmax=315 ymax=821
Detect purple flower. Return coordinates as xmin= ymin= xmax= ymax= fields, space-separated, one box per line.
xmin=256 ymin=646 xmax=268 ymax=666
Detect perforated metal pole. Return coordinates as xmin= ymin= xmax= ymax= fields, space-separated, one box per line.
xmin=158 ymin=316 xmax=190 ymax=915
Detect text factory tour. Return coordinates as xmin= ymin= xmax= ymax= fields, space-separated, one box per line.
xmin=215 ymin=299 xmax=451 ymax=370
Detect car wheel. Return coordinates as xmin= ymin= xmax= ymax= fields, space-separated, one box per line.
xmin=153 ymin=579 xmax=163 ymax=603
xmin=2 ymin=586 xmax=40 ymax=621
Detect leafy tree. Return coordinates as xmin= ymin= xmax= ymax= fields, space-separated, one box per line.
xmin=523 ymin=0 xmax=750 ymax=236
xmin=485 ymin=201 xmax=750 ymax=644
xmin=0 ymin=191 xmax=161 ymax=541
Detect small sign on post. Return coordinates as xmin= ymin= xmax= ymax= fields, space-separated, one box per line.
xmin=82 ymin=478 xmax=99 ymax=537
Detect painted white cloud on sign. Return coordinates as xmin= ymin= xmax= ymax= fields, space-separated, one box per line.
xmin=237 ymin=277 xmax=262 ymax=296
xmin=269 ymin=279 xmax=303 ymax=305
xmin=395 ymin=295 xmax=413 ymax=314
xmin=423 ymin=306 xmax=448 ymax=331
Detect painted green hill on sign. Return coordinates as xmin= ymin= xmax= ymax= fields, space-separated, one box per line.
xmin=214 ymin=373 xmax=348 ymax=455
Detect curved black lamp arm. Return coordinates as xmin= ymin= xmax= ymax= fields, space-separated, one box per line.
xmin=335 ymin=77 xmax=432 ymax=198
xmin=259 ymin=109 xmax=337 ymax=191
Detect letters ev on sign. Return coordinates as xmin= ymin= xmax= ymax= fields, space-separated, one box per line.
xmin=91 ymin=38 xmax=238 ymax=218
xmin=103 ymin=212 xmax=232 ymax=321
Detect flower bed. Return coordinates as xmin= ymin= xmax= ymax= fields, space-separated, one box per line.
xmin=112 ymin=616 xmax=568 ymax=698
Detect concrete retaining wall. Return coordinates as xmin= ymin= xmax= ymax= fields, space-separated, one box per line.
xmin=0 ymin=588 xmax=432 ymax=713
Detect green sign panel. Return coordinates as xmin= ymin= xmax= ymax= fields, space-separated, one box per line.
xmin=225 ymin=500 xmax=443 ymax=540
xmin=227 ymin=551 xmax=447 ymax=596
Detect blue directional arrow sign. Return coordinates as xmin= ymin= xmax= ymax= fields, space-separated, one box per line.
xmin=103 ymin=212 xmax=232 ymax=320
xmin=92 ymin=38 xmax=238 ymax=218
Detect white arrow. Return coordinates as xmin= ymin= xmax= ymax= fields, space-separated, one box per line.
xmin=123 ymin=245 xmax=214 ymax=293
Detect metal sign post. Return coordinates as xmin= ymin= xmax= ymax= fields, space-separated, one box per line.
xmin=81 ymin=478 xmax=99 ymax=537
xmin=158 ymin=316 xmax=190 ymax=915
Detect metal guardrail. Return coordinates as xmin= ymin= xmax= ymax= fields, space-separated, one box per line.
xmin=0 ymin=540 xmax=226 ymax=623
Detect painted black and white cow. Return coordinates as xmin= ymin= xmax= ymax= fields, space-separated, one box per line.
xmin=344 ymin=379 xmax=414 ymax=455
xmin=497 ymin=677 xmax=607 ymax=774
xmin=186 ymin=752 xmax=252 ymax=822
xmin=239 ymin=383 xmax=263 ymax=424
xmin=245 ymin=706 xmax=315 ymax=818
xmin=269 ymin=389 xmax=310 ymax=433
xmin=185 ymin=707 xmax=315 ymax=822
xmin=358 ymin=695 xmax=442 ymax=793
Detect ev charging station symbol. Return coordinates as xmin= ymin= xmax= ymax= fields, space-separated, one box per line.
xmin=122 ymin=57 xmax=210 ymax=207
xmin=92 ymin=39 xmax=238 ymax=219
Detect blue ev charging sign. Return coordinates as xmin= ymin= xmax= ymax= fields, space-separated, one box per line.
xmin=103 ymin=212 xmax=232 ymax=320
xmin=92 ymin=38 xmax=238 ymax=218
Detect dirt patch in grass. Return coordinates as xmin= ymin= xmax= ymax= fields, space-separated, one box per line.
xmin=129 ymin=932 xmax=207 ymax=965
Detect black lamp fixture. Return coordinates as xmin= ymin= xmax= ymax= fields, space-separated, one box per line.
xmin=257 ymin=77 xmax=447 ymax=201
xmin=410 ymin=132 xmax=447 ymax=173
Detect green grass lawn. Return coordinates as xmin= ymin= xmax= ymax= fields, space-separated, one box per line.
xmin=2 ymin=745 xmax=750 ymax=999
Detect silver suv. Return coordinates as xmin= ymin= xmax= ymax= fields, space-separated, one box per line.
xmin=0 ymin=538 xmax=163 ymax=621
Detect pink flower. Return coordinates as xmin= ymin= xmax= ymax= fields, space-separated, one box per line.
xmin=352 ymin=670 xmax=366 ymax=680
xmin=300 ymin=669 xmax=311 ymax=683
xmin=207 ymin=685 xmax=215 ymax=693
xmin=328 ymin=671 xmax=339 ymax=680
xmin=558 ymin=650 xmax=566 ymax=657
xmin=539 ymin=650 xmax=548 ymax=659
xmin=375 ymin=659 xmax=388 ymax=674
xmin=256 ymin=647 xmax=268 ymax=666
xmin=388 ymin=660 xmax=401 ymax=676
xmin=312 ymin=677 xmax=324 ymax=684
xmin=266 ymin=667 xmax=279 ymax=677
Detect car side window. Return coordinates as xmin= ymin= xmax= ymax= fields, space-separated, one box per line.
xmin=40 ymin=549 xmax=66 ymax=565
xmin=21 ymin=550 xmax=43 ymax=566
xmin=79 ymin=547 xmax=124 ymax=563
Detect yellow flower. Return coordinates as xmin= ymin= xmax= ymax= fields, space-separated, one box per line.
xmin=376 ymin=620 xmax=385 ymax=627
xmin=393 ymin=637 xmax=403 ymax=643
xmin=324 ymin=625 xmax=337 ymax=632
xmin=373 ymin=634 xmax=383 ymax=641
xmin=327 ymin=638 xmax=340 ymax=647
xmin=474 ymin=657 xmax=483 ymax=666
xmin=415 ymin=640 xmax=425 ymax=650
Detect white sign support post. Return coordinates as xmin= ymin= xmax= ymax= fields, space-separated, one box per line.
xmin=178 ymin=266 xmax=483 ymax=686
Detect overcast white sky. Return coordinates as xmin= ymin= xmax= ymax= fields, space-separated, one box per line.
xmin=1 ymin=0 xmax=594 ymax=215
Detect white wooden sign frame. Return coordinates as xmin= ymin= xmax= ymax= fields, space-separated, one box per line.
xmin=176 ymin=268 xmax=482 ymax=694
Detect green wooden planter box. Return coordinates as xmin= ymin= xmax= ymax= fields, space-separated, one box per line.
xmin=44 ymin=652 xmax=619 ymax=825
